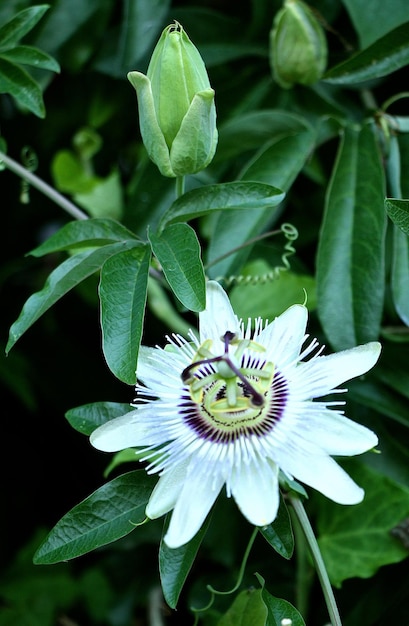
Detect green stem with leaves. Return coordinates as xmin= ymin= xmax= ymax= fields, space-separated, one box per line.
xmin=290 ymin=496 xmax=342 ymax=626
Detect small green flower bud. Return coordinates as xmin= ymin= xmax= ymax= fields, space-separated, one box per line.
xmin=128 ymin=22 xmax=218 ymax=178
xmin=270 ymin=0 xmax=327 ymax=89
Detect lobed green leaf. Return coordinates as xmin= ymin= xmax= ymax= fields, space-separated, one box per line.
xmin=149 ymin=223 xmax=206 ymax=312
xmin=99 ymin=244 xmax=151 ymax=385
xmin=316 ymin=462 xmax=409 ymax=586
xmin=33 ymin=470 xmax=156 ymax=564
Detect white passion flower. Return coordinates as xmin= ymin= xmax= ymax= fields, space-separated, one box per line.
xmin=90 ymin=281 xmax=381 ymax=549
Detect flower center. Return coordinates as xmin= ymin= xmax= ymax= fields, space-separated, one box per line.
xmin=180 ymin=332 xmax=282 ymax=437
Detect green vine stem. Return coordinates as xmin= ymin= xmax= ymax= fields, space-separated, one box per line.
xmin=289 ymin=496 xmax=342 ymax=626
xmin=176 ymin=175 xmax=185 ymax=198
xmin=0 ymin=150 xmax=88 ymax=221
xmin=289 ymin=504 xmax=314 ymax=619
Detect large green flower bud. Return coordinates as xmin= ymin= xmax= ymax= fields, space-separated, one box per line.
xmin=270 ymin=0 xmax=327 ymax=89
xmin=128 ymin=22 xmax=218 ymax=178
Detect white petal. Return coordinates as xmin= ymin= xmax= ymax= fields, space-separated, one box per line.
xmin=146 ymin=460 xmax=189 ymax=518
xmin=90 ymin=408 xmax=156 ymax=452
xmin=199 ymin=281 xmax=239 ymax=347
xmin=296 ymin=342 xmax=381 ymax=398
xmin=231 ymin=459 xmax=280 ymax=526
xmin=137 ymin=345 xmax=188 ymax=393
xmin=163 ymin=461 xmax=225 ymax=548
xmin=299 ymin=407 xmax=378 ymax=455
xmin=256 ymin=305 xmax=307 ymax=367
xmin=276 ymin=442 xmax=364 ymax=504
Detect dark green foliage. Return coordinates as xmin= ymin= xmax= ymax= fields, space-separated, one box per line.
xmin=2 ymin=0 xmax=409 ymax=624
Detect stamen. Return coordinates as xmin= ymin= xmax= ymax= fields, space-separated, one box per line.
xmin=181 ymin=331 xmax=266 ymax=407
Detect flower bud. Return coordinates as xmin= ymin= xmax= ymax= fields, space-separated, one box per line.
xmin=269 ymin=0 xmax=327 ymax=89
xmin=128 ymin=22 xmax=218 ymax=178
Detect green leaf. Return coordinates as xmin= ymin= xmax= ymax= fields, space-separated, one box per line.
xmin=391 ymin=226 xmax=409 ymax=325
xmin=384 ymin=136 xmax=409 ymax=325
xmin=149 ymin=223 xmax=206 ymax=312
xmin=256 ymin=574 xmax=306 ymax=626
xmin=348 ymin=379 xmax=409 ymax=428
xmin=74 ymin=169 xmax=123 ymax=220
xmin=104 ymin=448 xmax=141 ymax=477
xmin=6 ymin=242 xmax=140 ymax=353
xmin=372 ymin=342 xmax=409 ymax=399
xmin=239 ymin=129 xmax=316 ymax=190
xmin=0 ymin=45 xmax=60 ymax=72
xmin=341 ymin=0 xmax=409 ymax=48
xmin=159 ymin=514 xmax=210 ymax=609
xmin=316 ymin=462 xmax=409 ymax=586
xmin=33 ymin=0 xmax=103 ymax=57
xmin=65 ymin=401 xmax=132 ymax=435
xmin=95 ymin=0 xmax=170 ymax=77
xmin=33 ymin=470 xmax=156 ymax=564
xmin=99 ymin=244 xmax=151 ymax=384
xmin=51 ymin=149 xmax=96 ymax=194
xmin=116 ymin=0 xmax=171 ymax=70
xmin=159 ymin=182 xmax=285 ymax=230
xmin=385 ymin=198 xmax=409 ymax=235
xmin=316 ymin=124 xmax=386 ymax=350
xmin=147 ymin=277 xmax=193 ymax=338
xmin=324 ymin=22 xmax=409 ymax=85
xmin=259 ymin=495 xmax=294 ymax=560
xmin=217 ymin=588 xmax=268 ymax=626
xmin=214 ymin=110 xmax=314 ymax=163
xmin=207 ymin=124 xmax=315 ymax=280
xmin=0 ymin=57 xmax=44 ymax=117
xmin=200 ymin=42 xmax=266 ymax=67
xmin=230 ymin=264 xmax=316 ymax=321
xmin=0 ymin=5 xmax=49 ymax=50
xmin=30 ymin=218 xmax=139 ymax=256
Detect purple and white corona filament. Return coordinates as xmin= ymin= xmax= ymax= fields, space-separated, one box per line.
xmin=90 ymin=281 xmax=381 ymax=548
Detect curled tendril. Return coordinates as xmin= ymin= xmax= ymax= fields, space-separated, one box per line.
xmin=190 ymin=527 xmax=259 ymax=624
xmin=20 ymin=146 xmax=38 ymax=204
xmin=220 ymin=222 xmax=299 ymax=286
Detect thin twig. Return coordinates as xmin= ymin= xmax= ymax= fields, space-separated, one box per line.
xmin=1 ymin=150 xmax=88 ymax=221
